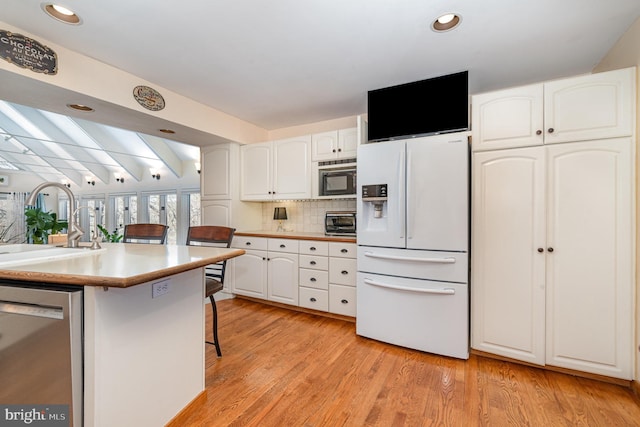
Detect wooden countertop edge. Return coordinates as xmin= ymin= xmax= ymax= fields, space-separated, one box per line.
xmin=0 ymin=249 xmax=246 ymax=288
xmin=235 ymin=231 xmax=356 ymax=243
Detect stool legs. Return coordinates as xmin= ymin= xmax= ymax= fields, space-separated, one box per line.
xmin=206 ymin=295 xmax=222 ymax=357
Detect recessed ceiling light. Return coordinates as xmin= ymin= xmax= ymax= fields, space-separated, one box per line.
xmin=159 ymin=129 xmax=176 ymax=134
xmin=67 ymin=103 xmax=94 ymax=112
xmin=432 ymin=13 xmax=461 ymax=32
xmin=42 ymin=3 xmax=82 ymax=25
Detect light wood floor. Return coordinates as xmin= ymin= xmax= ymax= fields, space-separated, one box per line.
xmin=179 ymin=298 xmax=640 ymax=426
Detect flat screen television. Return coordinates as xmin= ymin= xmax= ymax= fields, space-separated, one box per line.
xmin=367 ymin=71 xmax=469 ymax=142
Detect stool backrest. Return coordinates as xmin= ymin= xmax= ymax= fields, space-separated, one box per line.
xmin=123 ymin=223 xmax=169 ymax=244
xmin=186 ymin=226 xmax=236 ymax=284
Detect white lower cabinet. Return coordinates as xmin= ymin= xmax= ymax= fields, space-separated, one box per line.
xmin=471 ymin=138 xmax=634 ymax=379
xmin=231 ymin=237 xmax=298 ymax=305
xmin=327 ymin=242 xmax=357 ymax=317
xmin=232 ymin=237 xmax=357 ymax=317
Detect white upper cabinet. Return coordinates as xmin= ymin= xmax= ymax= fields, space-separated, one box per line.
xmin=472 ymin=67 xmax=635 ymax=151
xmin=241 ymin=136 xmax=312 ymax=200
xmin=311 ymin=128 xmax=358 ymax=161
xmin=472 ymin=84 xmax=544 ymax=151
xmin=201 ymin=143 xmax=234 ymax=199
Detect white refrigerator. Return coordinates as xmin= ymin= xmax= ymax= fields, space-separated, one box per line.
xmin=356 ymin=131 xmax=470 ymax=359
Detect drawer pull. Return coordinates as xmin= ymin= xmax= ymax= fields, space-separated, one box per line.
xmin=310 ymin=297 xmax=317 ymax=302
xmin=280 ymin=244 xmax=286 ymax=248
xmin=245 ymin=242 xmax=251 ymax=246
xmin=341 ymin=270 xmax=348 ymax=275
xmin=310 ymin=261 xmax=316 ymax=265
xmin=341 ymin=299 xmax=349 ymax=304
xmin=310 ymin=247 xmax=316 ymax=251
xmin=341 ymin=248 xmax=348 ymax=253
xmin=310 ymin=277 xmax=316 ymax=282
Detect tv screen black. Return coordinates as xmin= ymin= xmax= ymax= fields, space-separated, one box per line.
xmin=367 ymin=71 xmax=469 ymax=142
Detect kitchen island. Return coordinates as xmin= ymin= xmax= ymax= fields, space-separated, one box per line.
xmin=0 ymin=243 xmax=244 ymax=427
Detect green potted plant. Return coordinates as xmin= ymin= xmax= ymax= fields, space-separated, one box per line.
xmin=24 ymin=207 xmax=68 ymax=244
xmin=97 ymin=225 xmax=123 ymax=243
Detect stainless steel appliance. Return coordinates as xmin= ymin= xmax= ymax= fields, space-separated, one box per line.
xmin=0 ymin=282 xmax=83 ymax=426
xmin=318 ymin=161 xmax=357 ymax=197
xmin=356 ymin=132 xmax=470 ymax=359
xmin=325 ymin=211 xmax=356 ymax=236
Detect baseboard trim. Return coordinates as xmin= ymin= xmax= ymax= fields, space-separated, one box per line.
xmin=632 ymin=380 xmax=640 ymax=398
xmin=236 ymin=295 xmax=356 ymax=323
xmin=165 ymin=390 xmax=207 ymax=427
xmin=471 ymin=349 xmax=632 ymax=387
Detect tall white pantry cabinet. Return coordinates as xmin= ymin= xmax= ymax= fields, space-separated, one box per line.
xmin=470 ymin=67 xmax=636 ymax=380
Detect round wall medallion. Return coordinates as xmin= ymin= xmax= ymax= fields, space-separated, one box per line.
xmin=133 ymin=85 xmax=165 ymax=111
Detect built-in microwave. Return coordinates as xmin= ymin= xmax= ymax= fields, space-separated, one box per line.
xmin=317 ymin=160 xmax=357 ymax=198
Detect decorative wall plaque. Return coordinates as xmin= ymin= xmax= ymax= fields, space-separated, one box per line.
xmin=0 ymin=30 xmax=57 ymax=75
xmin=133 ymin=85 xmax=166 ymax=111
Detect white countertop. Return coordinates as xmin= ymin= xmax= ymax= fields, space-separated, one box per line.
xmin=235 ymin=230 xmax=357 ymax=242
xmin=0 ymin=243 xmax=245 ymax=288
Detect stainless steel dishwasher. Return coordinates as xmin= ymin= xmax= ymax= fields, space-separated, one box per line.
xmin=0 ymin=282 xmax=83 ymax=426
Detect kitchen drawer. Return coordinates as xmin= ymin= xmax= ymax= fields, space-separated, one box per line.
xmin=299 ymin=240 xmax=329 ymax=256
xmin=268 ymin=238 xmax=299 ymax=253
xmin=299 ymin=268 xmax=329 ymax=290
xmin=329 ymin=258 xmax=356 ymax=286
xmin=329 ymin=242 xmax=357 ymax=258
xmin=299 ymin=287 xmax=329 ymax=311
xmin=329 ymin=284 xmax=356 ymax=317
xmin=299 ymin=254 xmax=329 ymax=271
xmin=232 ymin=236 xmax=268 ymax=251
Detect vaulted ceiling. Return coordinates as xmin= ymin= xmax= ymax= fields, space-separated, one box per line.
xmin=0 ymin=100 xmax=199 ymax=185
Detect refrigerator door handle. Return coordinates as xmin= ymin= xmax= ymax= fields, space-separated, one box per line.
xmin=398 ymin=147 xmax=405 ymax=239
xmin=363 ymin=278 xmax=456 ymax=295
xmin=363 ymin=251 xmax=456 ymax=263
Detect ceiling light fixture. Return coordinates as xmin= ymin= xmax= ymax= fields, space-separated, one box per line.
xmin=42 ymin=3 xmax=82 ymax=25
xmin=432 ymin=13 xmax=461 ymax=32
xmin=114 ymin=172 xmax=125 ymax=183
xmin=195 ymin=162 xmax=201 ymax=174
xmin=150 ymin=168 xmax=161 ymax=180
xmin=67 ymin=103 xmax=94 ymax=112
xmin=85 ymin=175 xmax=95 ymax=186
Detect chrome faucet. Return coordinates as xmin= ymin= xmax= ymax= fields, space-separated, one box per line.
xmin=73 ymin=206 xmax=101 ymax=250
xmin=26 ymin=182 xmax=83 ymax=248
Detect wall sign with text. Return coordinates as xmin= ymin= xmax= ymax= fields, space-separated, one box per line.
xmin=0 ymin=30 xmax=58 ymax=75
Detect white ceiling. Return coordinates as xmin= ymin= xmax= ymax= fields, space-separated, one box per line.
xmin=0 ymin=0 xmax=638 ymax=133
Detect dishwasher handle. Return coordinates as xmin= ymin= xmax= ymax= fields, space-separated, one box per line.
xmin=0 ymin=300 xmax=64 ymax=320
xmin=363 ymin=278 xmax=456 ymax=295
xmin=363 ymin=251 xmax=456 ymax=264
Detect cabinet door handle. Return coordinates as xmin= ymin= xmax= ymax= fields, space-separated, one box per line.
xmin=341 ymin=299 xmax=349 ymax=304
xmin=310 ymin=277 xmax=317 ymax=282
xmin=310 ymin=247 xmax=316 ymax=251
xmin=310 ymin=297 xmax=317 ymax=302
xmin=332 ymin=149 xmax=336 ymax=153
xmin=341 ymin=270 xmax=348 ymax=275
xmin=280 ymin=244 xmax=286 ymax=248
xmin=537 ymin=248 xmax=544 ymax=253
xmin=262 ymin=257 xmax=266 ymax=260
xmin=548 ymin=128 xmax=555 ymax=134
xmin=536 ymin=130 xmax=542 ymax=135
xmin=341 ymin=249 xmax=348 ymax=253
xmin=338 ymin=148 xmax=342 ymax=152
xmin=547 ymin=247 xmax=554 ymax=253
xmin=310 ymin=261 xmax=316 ymax=265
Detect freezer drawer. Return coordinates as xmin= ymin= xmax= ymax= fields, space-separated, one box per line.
xmin=356 ymin=272 xmax=469 ymax=359
xmin=357 ymin=246 xmax=468 ymax=283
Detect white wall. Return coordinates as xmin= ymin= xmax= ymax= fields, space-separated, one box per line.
xmin=594 ymin=16 xmax=640 ymax=383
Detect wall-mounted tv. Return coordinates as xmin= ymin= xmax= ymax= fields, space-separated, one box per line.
xmin=367 ymin=71 xmax=469 ymax=142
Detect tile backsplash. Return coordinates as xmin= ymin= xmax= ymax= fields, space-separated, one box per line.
xmin=262 ymin=199 xmax=356 ymax=233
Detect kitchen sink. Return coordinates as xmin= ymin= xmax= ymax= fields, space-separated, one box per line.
xmin=0 ymin=244 xmax=106 ymax=267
